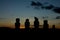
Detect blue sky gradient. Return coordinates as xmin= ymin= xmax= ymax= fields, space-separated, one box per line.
xmin=0 ymin=0 xmax=60 ymax=28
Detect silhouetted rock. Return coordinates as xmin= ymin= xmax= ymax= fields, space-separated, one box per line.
xmin=25 ymin=19 xmax=30 ymax=30
xmin=43 ymin=20 xmax=49 ymax=30
xmin=15 ymin=18 xmax=20 ymax=30
xmin=52 ymin=25 xmax=55 ymax=29
xmin=34 ymin=17 xmax=39 ymax=29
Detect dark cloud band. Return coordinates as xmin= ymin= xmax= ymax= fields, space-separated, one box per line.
xmin=30 ymin=1 xmax=60 ymax=14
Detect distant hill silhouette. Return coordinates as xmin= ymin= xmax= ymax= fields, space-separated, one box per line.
xmin=0 ymin=17 xmax=60 ymax=33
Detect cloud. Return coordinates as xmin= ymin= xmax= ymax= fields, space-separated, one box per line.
xmin=31 ymin=1 xmax=43 ymax=10
xmin=44 ymin=4 xmax=54 ymax=10
xmin=31 ymin=1 xmax=37 ymax=6
xmin=30 ymin=1 xmax=60 ymax=14
xmin=31 ymin=1 xmax=54 ymax=10
xmin=31 ymin=1 xmax=42 ymax=6
xmin=53 ymin=7 xmax=60 ymax=14
xmin=56 ymin=16 xmax=60 ymax=19
xmin=37 ymin=1 xmax=42 ymax=6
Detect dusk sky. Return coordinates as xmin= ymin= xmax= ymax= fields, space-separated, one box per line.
xmin=0 ymin=0 xmax=60 ymax=28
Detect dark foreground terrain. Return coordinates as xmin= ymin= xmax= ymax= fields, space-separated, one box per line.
xmin=0 ymin=27 xmax=60 ymax=33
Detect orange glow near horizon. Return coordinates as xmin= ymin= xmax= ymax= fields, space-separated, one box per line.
xmin=0 ymin=24 xmax=60 ymax=29
xmin=0 ymin=18 xmax=60 ymax=29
